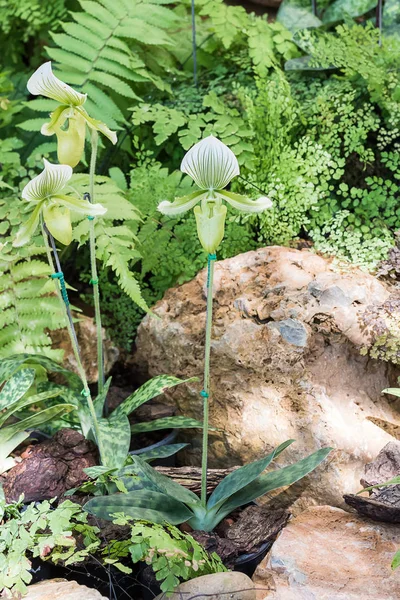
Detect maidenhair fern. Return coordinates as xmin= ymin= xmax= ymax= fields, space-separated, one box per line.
xmin=21 ymin=0 xmax=181 ymax=139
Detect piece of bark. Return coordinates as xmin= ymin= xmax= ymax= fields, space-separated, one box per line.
xmin=3 ymin=429 xmax=97 ymax=503
xmin=154 ymin=465 xmax=238 ymax=495
xmin=344 ymin=494 xmax=400 ymax=523
xmin=191 ymin=506 xmax=289 ymax=568
xmin=361 ymin=441 xmax=400 ymax=488
xmin=224 ymin=505 xmax=290 ymax=553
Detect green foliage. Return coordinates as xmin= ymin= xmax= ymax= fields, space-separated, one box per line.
xmin=0 ymin=143 xmax=69 ymax=359
xmin=0 ymin=0 xmax=67 ymax=65
xmin=0 ymin=488 xmax=100 ymax=597
xmin=277 ymin=0 xmax=378 ymax=34
xmin=22 ymin=0 xmax=180 ymax=140
xmin=392 ymin=549 xmax=400 ymax=570
xmin=2 ymin=0 xmax=400 ymax=359
xmin=0 ymin=369 xmax=74 ymax=474
xmin=241 ymin=73 xmax=341 ymax=245
xmin=85 ymin=443 xmax=331 ymax=531
xmin=116 ymin=518 xmax=227 ymax=594
xmin=71 ymin=173 xmax=148 ymax=311
xmin=359 ymin=294 xmax=400 ymax=365
xmin=0 ymin=254 xmax=66 ymax=359
xmin=7 ymin=353 xmax=201 ymax=469
xmin=0 ymin=489 xmax=226 ymax=599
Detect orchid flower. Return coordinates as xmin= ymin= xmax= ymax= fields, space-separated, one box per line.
xmin=27 ymin=62 xmax=117 ymax=167
xmin=158 ymin=136 xmax=272 ymax=253
xmin=13 ymin=159 xmax=106 ymax=247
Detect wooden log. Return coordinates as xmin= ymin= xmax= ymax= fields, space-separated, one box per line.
xmin=154 ymin=465 xmax=238 ymax=495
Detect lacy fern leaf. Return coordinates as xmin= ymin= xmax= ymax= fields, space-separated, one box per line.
xmin=71 ymin=174 xmax=147 ymax=312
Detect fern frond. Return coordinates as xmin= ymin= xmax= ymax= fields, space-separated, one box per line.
xmin=45 ymin=0 xmax=180 ymax=122
xmin=70 ymin=174 xmax=146 ymax=312
xmin=106 ymin=252 xmax=148 ymax=312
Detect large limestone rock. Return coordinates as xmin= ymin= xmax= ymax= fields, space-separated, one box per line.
xmin=253 ymin=505 xmax=400 ymax=600
xmin=134 ymin=247 xmax=400 ymax=510
xmin=25 ymin=578 xmax=107 ymax=599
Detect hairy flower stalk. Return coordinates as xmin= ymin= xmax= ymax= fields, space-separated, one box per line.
xmin=158 ymin=136 xmax=272 ymax=505
xmin=27 ymin=62 xmax=117 ymax=167
xmin=87 ymin=129 xmax=105 ymax=395
xmin=14 ymin=160 xmax=107 ymax=463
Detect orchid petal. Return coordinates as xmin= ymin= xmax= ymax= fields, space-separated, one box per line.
xmin=22 ymin=159 xmax=73 ymax=203
xmin=158 ymin=190 xmax=205 ymax=216
xmin=54 ymin=111 xmax=87 ymax=168
xmin=76 ymin=107 xmax=118 ymax=145
xmin=194 ymin=203 xmax=227 ymax=254
xmin=27 ymin=62 xmax=87 ymax=106
xmin=43 ymin=203 xmax=72 ymax=245
xmin=181 ymin=136 xmax=239 ymax=191
xmin=54 ymin=194 xmax=107 ymax=217
xmin=13 ymin=203 xmax=42 ymax=247
xmin=217 ymin=190 xmax=273 ymax=213
xmin=41 ymin=105 xmax=70 ymax=137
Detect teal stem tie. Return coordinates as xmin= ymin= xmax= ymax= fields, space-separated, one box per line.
xmin=206 ymin=253 xmax=216 ymax=288
xmin=87 ymin=215 xmax=95 ymax=221
xmin=90 ymin=278 xmax=99 ymax=285
xmin=50 ymin=271 xmax=69 ymax=306
xmin=81 ymin=389 xmax=90 ymax=397
xmin=200 ymin=390 xmax=209 ymax=398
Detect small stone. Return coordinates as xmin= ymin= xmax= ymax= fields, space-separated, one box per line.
xmin=25 ymin=579 xmax=107 ymax=599
xmin=319 ymin=285 xmax=352 ymax=308
xmin=154 ymin=572 xmax=256 ymax=600
xmin=268 ymin=318 xmax=308 ymax=347
xmin=253 ymin=506 xmax=400 ymax=600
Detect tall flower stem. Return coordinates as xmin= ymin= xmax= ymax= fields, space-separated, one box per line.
xmin=201 ymin=252 xmax=216 ymax=506
xmin=41 ymin=220 xmax=106 ymax=464
xmin=87 ymin=129 xmax=104 ymax=395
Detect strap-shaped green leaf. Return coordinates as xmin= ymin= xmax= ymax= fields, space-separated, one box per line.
xmin=0 ymin=388 xmax=62 ymax=426
xmin=216 ymin=447 xmax=332 ymax=518
xmin=0 ymin=369 xmax=35 ymax=411
xmin=323 ymin=0 xmax=377 ymax=25
xmin=382 ymin=388 xmax=400 ymax=398
xmin=84 ymin=490 xmax=193 ymax=524
xmin=0 ymin=432 xmax=30 ymax=475
xmin=94 ymin=376 xmax=112 ymax=418
xmin=207 ymin=439 xmax=294 ymax=510
xmin=84 ymin=465 xmax=116 ymax=479
xmin=131 ymin=416 xmax=203 ymax=434
xmin=0 ymin=353 xmax=82 ymax=390
xmin=98 ymin=412 xmax=131 ymax=469
xmin=139 ymin=443 xmax=189 ymax=463
xmin=0 ymin=403 xmax=75 ymax=444
xmin=129 ymin=455 xmax=200 ymax=507
xmin=112 ymin=375 xmax=194 ymax=418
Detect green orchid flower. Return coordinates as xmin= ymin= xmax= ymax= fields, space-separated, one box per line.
xmin=27 ymin=62 xmax=117 ymax=167
xmin=158 ymin=135 xmax=272 ymax=253
xmin=13 ymin=159 xmax=107 ymax=247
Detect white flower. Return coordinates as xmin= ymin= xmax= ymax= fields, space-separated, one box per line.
xmin=27 ymin=62 xmax=117 ymax=167
xmin=158 ymin=136 xmax=272 ymax=253
xmin=14 ymin=159 xmax=106 ymax=247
